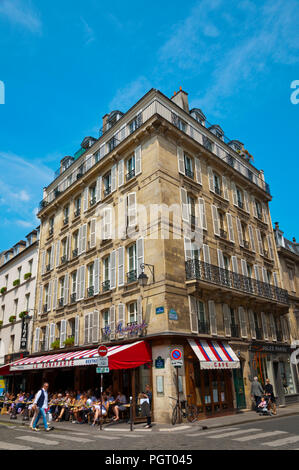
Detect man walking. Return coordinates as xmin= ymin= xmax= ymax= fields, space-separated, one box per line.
xmin=31 ymin=382 xmax=53 ymax=432
xmin=250 ymin=376 xmax=264 ymax=411
xmin=265 ymin=378 xmax=277 ymax=415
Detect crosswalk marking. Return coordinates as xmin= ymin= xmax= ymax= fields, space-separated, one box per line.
xmin=49 ymin=434 xmax=93 ymax=443
xmin=91 ymin=434 xmax=121 ymax=440
xmin=186 ymin=427 xmax=239 ymax=437
xmin=207 ymin=428 xmax=261 ymax=439
xmin=0 ymin=441 xmax=32 ymax=450
xmin=159 ymin=426 xmax=191 ymax=432
xmin=233 ymin=430 xmax=287 ymax=442
xmin=263 ymin=436 xmax=299 ymax=447
xmin=16 ymin=435 xmax=59 ymax=446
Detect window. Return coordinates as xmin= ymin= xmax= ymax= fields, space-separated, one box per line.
xmin=108 ymin=136 xmax=117 ymax=152
xmin=102 ymin=256 xmax=110 ymax=291
xmin=103 ymin=172 xmax=111 ymax=197
xmin=28 ymin=259 xmax=33 ymax=274
xmin=5 ymin=274 xmax=8 ymax=287
xmin=255 ymin=200 xmax=263 ymax=220
xmin=214 ymin=173 xmax=222 ymax=196
xmin=184 ymin=154 xmax=194 ymax=179
xmin=195 ymin=299 xmax=208 ymax=333
xmin=63 ymin=205 xmax=69 ymax=224
xmin=59 ymin=278 xmax=64 ymax=306
xmin=187 ymin=194 xmax=196 ymax=226
xmin=127 ymin=244 xmax=137 ymax=282
xmin=61 ymin=238 xmax=68 ymax=262
xmin=44 ymin=284 xmax=49 ymax=311
xmin=236 ymin=187 xmax=243 ymax=209
xmin=74 ymin=196 xmax=81 ymax=217
xmin=49 ymin=216 xmax=54 ymax=234
xmin=25 ymin=293 xmax=30 ymax=311
xmin=71 ymin=272 xmax=77 ymax=302
xmin=18 ymin=266 xmax=21 ymax=280
xmin=102 ymin=309 xmax=110 ymax=328
xmin=128 ymin=302 xmax=137 ymax=324
xmin=14 ymin=299 xmax=18 ymax=315
xmin=172 ymin=112 xmax=187 ymax=132
xmin=88 ymin=263 xmax=94 ymax=297
xmin=89 ymin=185 xmax=96 ymax=206
xmin=126 ymin=155 xmax=135 ymax=181
xmin=129 ymin=114 xmax=142 ymax=133
xmin=288 ymin=267 xmax=295 ymax=292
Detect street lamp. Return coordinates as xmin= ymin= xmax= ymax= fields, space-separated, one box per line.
xmin=138 ymin=263 xmax=155 ymax=287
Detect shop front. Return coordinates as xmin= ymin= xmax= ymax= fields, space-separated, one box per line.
xmin=249 ymin=342 xmax=299 ymax=405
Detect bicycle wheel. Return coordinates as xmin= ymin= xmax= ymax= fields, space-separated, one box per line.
xmin=172 ymin=405 xmax=178 ymax=425
xmin=186 ymin=405 xmax=198 ymax=423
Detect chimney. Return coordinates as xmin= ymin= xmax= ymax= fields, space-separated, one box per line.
xmin=293 ymin=237 xmax=296 ymax=243
xmin=102 ymin=114 xmax=109 ymax=133
xmin=171 ymin=87 xmax=189 ymax=113
xmin=274 ymin=222 xmax=279 ymax=230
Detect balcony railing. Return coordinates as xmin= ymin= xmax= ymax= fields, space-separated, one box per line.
xmin=237 ymin=200 xmax=244 ymax=209
xmin=61 ymin=255 xmax=67 ymax=264
xmin=215 ymin=186 xmax=222 ymax=197
xmin=74 ymin=208 xmax=81 ymax=217
xmin=104 ymin=186 xmax=111 ymax=197
xmin=70 ymin=292 xmax=76 ymax=303
xmin=230 ymin=324 xmax=240 ymax=338
xmin=58 ymin=298 xmax=64 ymax=308
xmin=39 ymin=98 xmax=271 ymax=211
xmin=87 ymin=286 xmax=94 ymax=297
xmin=43 ymin=304 xmax=48 ymax=313
xmin=63 ymin=217 xmax=69 ymax=225
xmin=198 ymin=321 xmax=210 ymax=334
xmin=127 ymin=270 xmax=137 ymax=284
xmin=72 ymin=248 xmax=78 ymax=258
xmin=90 ymin=197 xmax=96 ymax=207
xmin=126 ymin=169 xmax=135 ymax=181
xmin=185 ymin=168 xmax=194 ymax=179
xmin=102 ymin=280 xmax=110 ymax=292
xmin=185 ymin=260 xmax=289 ymax=304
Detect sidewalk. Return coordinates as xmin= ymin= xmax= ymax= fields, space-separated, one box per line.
xmin=1 ymin=403 xmax=299 ymax=433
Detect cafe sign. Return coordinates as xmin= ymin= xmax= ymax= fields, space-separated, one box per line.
xmin=103 ymin=320 xmax=147 ymax=338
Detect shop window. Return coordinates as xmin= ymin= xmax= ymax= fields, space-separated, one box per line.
xmin=279 ymin=361 xmax=296 ymax=395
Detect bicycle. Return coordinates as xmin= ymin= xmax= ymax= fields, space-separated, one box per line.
xmin=169 ymin=395 xmax=198 ymax=425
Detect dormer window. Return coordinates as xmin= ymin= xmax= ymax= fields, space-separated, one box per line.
xmin=190 ymin=108 xmax=206 ymax=126
xmin=129 ymin=113 xmax=142 ymax=134
xmin=107 ymin=111 xmax=123 ymax=130
xmin=209 ymin=125 xmax=224 ymax=141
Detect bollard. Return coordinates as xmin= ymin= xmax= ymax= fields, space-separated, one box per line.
xmin=129 ymin=396 xmax=133 ymax=432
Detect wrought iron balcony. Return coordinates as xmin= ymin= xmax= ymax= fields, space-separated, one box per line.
xmin=243 ymin=240 xmax=250 ymax=249
xmin=61 ymin=255 xmax=67 ymax=264
xmin=72 ymin=248 xmax=78 ymax=258
xmin=104 ymin=186 xmax=111 ymax=197
xmin=127 ymin=269 xmax=137 ymax=284
xmin=70 ymin=292 xmax=76 ymax=303
xmin=87 ymin=286 xmax=94 ymax=297
xmin=237 ymin=200 xmax=244 ymax=209
xmin=43 ymin=304 xmax=48 ymax=313
xmin=198 ymin=321 xmax=210 ymax=334
xmin=215 ymin=185 xmax=222 ymax=197
xmin=49 ymin=228 xmax=54 ymax=236
xmin=46 ymin=264 xmax=51 ymax=272
xmin=230 ymin=324 xmax=240 ymax=338
xmin=90 ymin=197 xmax=96 ymax=207
xmin=185 ymin=168 xmax=194 ymax=179
xmin=185 ymin=259 xmax=289 ymax=304
xmin=40 ymin=341 xmax=48 ymax=352
xmin=126 ymin=169 xmax=135 ymax=181
xmin=102 ymin=280 xmax=110 ymax=292
xmin=63 ymin=217 xmax=69 ymax=225
xmin=74 ymin=208 xmax=81 ymax=217
xmin=58 ymin=298 xmax=64 ymax=308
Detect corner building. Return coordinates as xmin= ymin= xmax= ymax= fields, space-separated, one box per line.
xmin=10 ymin=88 xmax=292 ymax=423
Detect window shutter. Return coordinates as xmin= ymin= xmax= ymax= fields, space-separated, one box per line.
xmin=96 ymin=176 xmax=102 ymax=203
xmin=135 ymin=145 xmax=142 ymax=175
xmin=189 ymin=296 xmax=199 ymax=334
xmin=76 ymin=267 xmax=81 ymax=300
xmin=211 ymin=205 xmax=220 ymax=236
xmin=256 ymin=228 xmax=264 ymax=255
xmin=110 ymin=305 xmax=115 ymax=340
xmin=67 ymin=234 xmax=71 ymax=261
xmin=269 ymin=314 xmax=277 ymax=341
xmin=217 ymin=249 xmax=225 ymax=269
xmin=267 ymin=234 xmax=274 ymax=260
xmin=41 ymin=250 xmax=46 ymax=275
xmin=34 ymin=328 xmax=40 ymax=353
xmin=248 ymin=225 xmax=256 ymax=252
xmin=236 ymin=217 xmax=243 ymax=246
xmin=261 ymin=312 xmax=269 ymax=340
xmin=63 ymin=273 xmax=69 ymax=305
xmin=252 ymin=196 xmax=258 ymax=217
xmin=223 ymin=304 xmax=231 ymax=336
xmin=262 ymin=203 xmax=268 ymax=224
xmin=180 ymin=188 xmax=189 ymax=223
xmin=241 ymin=259 xmax=248 ymax=277
xmin=232 ymin=182 xmax=238 ymax=206
xmin=177 ymin=146 xmax=185 ymax=175
xmin=203 ymin=244 xmax=211 ymax=264
xmin=136 ymin=237 xmax=144 ymax=277
xmin=82 ymin=224 xmax=87 ymax=253
xmin=243 ymin=190 xmax=250 ymax=213
xmin=60 ymin=319 xmax=66 ymax=348
xmin=208 ymin=167 xmax=215 ymax=192
xmin=222 ymin=176 xmax=229 ymax=200
xmin=90 ymin=218 xmax=96 ymax=248
xmin=118 ymin=159 xmax=124 ymax=187
xmin=94 ymin=258 xmax=100 ymax=295
xmin=74 ymin=315 xmax=79 ymax=346
xmin=184 ymin=237 xmax=192 ymax=261
xmin=47 ymin=281 xmax=52 ymax=312
xmin=45 ymin=324 xmax=49 ymax=351
xmin=83 ymin=186 xmax=88 ymax=212
xmin=49 ymin=323 xmax=55 ymax=349
xmin=262 ymin=267 xmax=268 ymax=284
xmin=50 ymin=245 xmax=54 ymax=270
xmin=231 ymin=256 xmax=238 ymax=273
xmin=254 ymin=264 xmax=260 ymax=281
xmin=81 ymin=265 xmax=85 ymax=300
xmin=226 ymin=213 xmax=235 ymax=243
xmin=78 ymin=226 xmax=83 ymax=255
xmin=198 ymin=198 xmax=207 ymax=230
xmin=55 ymin=241 xmax=60 ymax=267
xmin=248 ymin=309 xmax=256 ymax=339
xmin=117 ymin=303 xmax=125 ymax=338
xmin=137 ymin=296 xmax=143 ymax=324
xmin=118 ymin=247 xmax=124 ymax=287
xmin=208 ymin=300 xmax=217 ymax=335
xmin=84 ymin=314 xmax=89 ymax=344
xmin=92 ymin=310 xmax=99 ymax=343
xmin=110 ymin=250 xmax=117 ymax=289
xmin=238 ymin=306 xmax=248 ymax=338
xmin=38 ymin=285 xmax=43 ymax=314
xmin=194 ymin=157 xmax=202 ymax=184
xmin=118 ymin=195 xmax=127 ymax=239
xmin=128 ymin=192 xmax=137 ymax=227
xmin=111 ymin=164 xmax=117 ymax=192
xmin=273 ymin=272 xmax=279 ymax=287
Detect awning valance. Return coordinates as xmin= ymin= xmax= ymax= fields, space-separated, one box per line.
xmin=188 ymin=338 xmax=240 ymax=369
xmin=1 ymin=340 xmax=151 ymax=373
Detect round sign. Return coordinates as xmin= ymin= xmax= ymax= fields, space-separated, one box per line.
xmin=171 ymin=349 xmax=182 ymax=360
xmin=98 ymin=345 xmax=108 ymax=357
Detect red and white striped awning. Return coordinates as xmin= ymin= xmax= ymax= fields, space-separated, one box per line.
xmin=188 ymin=338 xmax=240 ymax=369
xmin=2 ymin=341 xmax=151 ymax=373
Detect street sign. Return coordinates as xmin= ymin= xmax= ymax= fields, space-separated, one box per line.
xmin=97 ymin=357 xmax=108 ymax=367
xmin=98 ymin=345 xmax=108 ymax=357
xmin=170 ymin=348 xmax=183 ymax=367
xmin=96 ymin=367 xmax=109 ymax=374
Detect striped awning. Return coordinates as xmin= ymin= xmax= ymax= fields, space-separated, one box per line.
xmin=188 ymin=338 xmax=240 ymax=369
xmin=1 ymin=340 xmax=151 ymax=373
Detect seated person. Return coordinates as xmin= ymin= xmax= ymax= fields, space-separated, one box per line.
xmin=112 ymin=391 xmax=127 ymax=421
xmin=92 ymin=394 xmax=109 ymax=426
xmin=56 ymin=392 xmax=73 ymax=421
xmin=72 ymin=394 xmax=87 ymax=423
xmin=258 ymin=396 xmax=269 ymax=414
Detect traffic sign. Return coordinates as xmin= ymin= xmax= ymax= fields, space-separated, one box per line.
xmin=171 ymin=349 xmax=182 ymax=361
xmin=96 ymin=367 xmax=109 ymax=374
xmin=97 ymin=357 xmax=108 ymax=367
xmin=98 ymin=345 xmax=108 ymax=357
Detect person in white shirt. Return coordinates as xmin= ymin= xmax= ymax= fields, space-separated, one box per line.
xmin=31 ymin=382 xmax=53 ymax=432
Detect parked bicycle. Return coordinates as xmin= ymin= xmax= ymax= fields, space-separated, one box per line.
xmin=169 ymin=395 xmax=197 ymax=425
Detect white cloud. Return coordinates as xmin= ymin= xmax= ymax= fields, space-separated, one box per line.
xmin=109 ymin=76 xmax=152 ymax=111
xmin=0 ymin=0 xmax=42 ymax=33
xmin=80 ymin=17 xmax=96 ymax=45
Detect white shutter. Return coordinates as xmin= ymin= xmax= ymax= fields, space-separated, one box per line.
xmin=76 ymin=267 xmax=81 ymax=301
xmin=222 ymin=176 xmax=229 ymax=200
xmin=41 ymin=250 xmax=46 ymax=275
xmin=84 ymin=314 xmax=89 ymax=344
xmin=117 ymin=303 xmax=125 ymax=338
xmin=83 ymin=186 xmax=88 ymax=212
xmin=90 ymin=218 xmax=96 ymax=248
xmin=67 ymin=234 xmax=71 ymax=261
xmin=177 ymin=146 xmax=185 ymax=175
xmin=262 ymin=203 xmax=268 ymax=224
xmin=269 ymin=314 xmax=277 ymax=341
xmin=80 ymin=265 xmax=85 ymax=300
xmin=217 ymin=249 xmax=225 ymax=269
xmin=111 ymin=164 xmax=117 ymax=192
xmin=256 ymin=228 xmax=264 ymax=255
xmin=226 ymin=213 xmax=235 ymax=243
xmin=198 ymin=198 xmax=207 ymax=230
xmin=47 ymin=281 xmax=52 ymax=312
xmin=128 ymin=192 xmax=137 ymax=227
xmin=137 ymin=296 xmax=143 ymax=324
xmin=248 ymin=309 xmax=256 ymax=339
xmin=34 ymin=328 xmax=40 ymax=353
xmin=238 ymin=306 xmax=247 ymax=338
xmin=243 ymin=190 xmax=250 ymax=213
xmin=94 ymin=258 xmax=100 ymax=295
xmin=63 ymin=273 xmax=69 ymax=305
xmin=45 ymin=324 xmax=49 ymax=351
xmin=262 ymin=267 xmax=268 ymax=284
xmin=236 ymin=217 xmax=243 ymax=246
xmin=232 ymin=182 xmax=238 ymax=206
xmin=82 ymin=224 xmax=87 ymax=252
xmin=74 ymin=315 xmax=79 ymax=346
xmin=78 ymin=226 xmax=83 ymax=255
xmin=252 ymin=196 xmax=257 ymax=217
xmin=241 ymin=259 xmax=248 ymax=277
xmin=38 ymin=285 xmax=43 ymax=314
xmin=267 ymin=234 xmax=274 ymax=260
xmin=208 ymin=167 xmax=215 ymax=192
xmin=184 ymin=237 xmax=192 ymax=261
xmin=96 ymin=176 xmax=102 ymax=203
xmin=135 ymin=145 xmax=142 ymax=175
xmin=254 ymin=264 xmax=260 ymax=281
xmin=180 ymin=188 xmax=189 ymax=223
xmin=223 ymin=304 xmax=231 ymax=336
xmin=92 ymin=310 xmax=99 ymax=343
xmin=273 ymin=272 xmax=279 ymax=287
xmin=231 ymin=256 xmax=238 ymax=273
xmin=136 ymin=237 xmax=144 ymax=277
xmin=55 ymin=241 xmax=60 ymax=267
xmin=60 ymin=319 xmax=66 ymax=348
xmin=118 ymin=159 xmax=124 ymax=187
xmin=50 ymin=245 xmax=54 ymax=270
xmin=52 ymin=278 xmax=57 ymax=310
xmin=49 ymin=323 xmax=55 ymax=349
xmin=110 ymin=250 xmax=117 ymax=289
xmin=248 ymin=225 xmax=256 ymax=252
xmin=110 ymin=305 xmax=116 ymax=340
xmin=118 ymin=246 xmax=124 ymax=287
xmin=194 ymin=157 xmax=202 ymax=184
xmin=189 ymin=296 xmax=199 ymax=334
xmin=211 ymin=205 xmax=220 ymax=236
xmin=261 ymin=312 xmax=269 ymax=340
xmin=203 ymin=244 xmax=211 ymax=264
xmin=208 ymin=300 xmax=217 ymax=335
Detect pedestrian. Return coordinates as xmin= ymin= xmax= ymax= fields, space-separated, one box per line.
xmin=144 ymin=384 xmax=152 ymax=409
xmin=31 ymin=382 xmax=54 ymax=432
xmin=264 ymin=378 xmax=277 ymax=415
xmin=250 ymin=376 xmax=264 ymax=411
xmin=139 ymin=391 xmax=152 ymax=428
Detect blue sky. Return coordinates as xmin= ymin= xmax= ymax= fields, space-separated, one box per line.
xmin=0 ymin=0 xmax=298 ymax=250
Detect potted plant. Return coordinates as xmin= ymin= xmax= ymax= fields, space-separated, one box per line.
xmin=50 ymin=339 xmax=60 ymax=350
xmin=19 ymin=311 xmax=29 ymax=319
xmin=13 ymin=279 xmax=20 ymax=287
xmin=63 ymin=336 xmax=74 ymax=347
xmin=0 ymin=320 xmax=3 ymax=328
xmin=0 ymin=287 xmax=7 ymax=295
xmin=9 ymin=315 xmax=16 ymax=323
xmin=24 ymin=272 xmax=32 ymax=280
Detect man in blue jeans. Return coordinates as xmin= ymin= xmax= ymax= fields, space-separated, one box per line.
xmin=31 ymin=382 xmax=53 ymax=432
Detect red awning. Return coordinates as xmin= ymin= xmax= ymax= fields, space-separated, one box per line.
xmin=3 ymin=340 xmax=152 ymax=373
